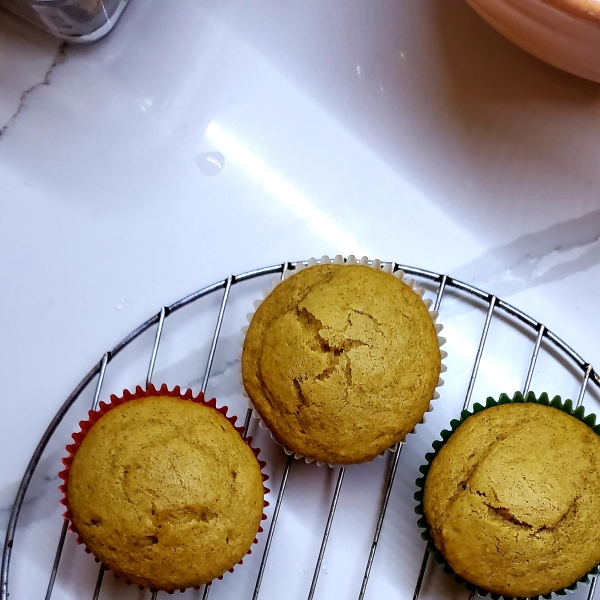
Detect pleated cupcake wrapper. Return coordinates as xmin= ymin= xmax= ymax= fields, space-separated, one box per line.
xmin=414 ymin=391 xmax=600 ymax=600
xmin=240 ymin=254 xmax=447 ymax=468
xmin=58 ymin=383 xmax=271 ymax=594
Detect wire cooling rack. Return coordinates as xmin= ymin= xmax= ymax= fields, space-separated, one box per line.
xmin=3 ymin=259 xmax=600 ymax=600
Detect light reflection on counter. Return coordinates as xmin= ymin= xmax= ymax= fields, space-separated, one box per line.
xmin=206 ymin=120 xmax=366 ymax=255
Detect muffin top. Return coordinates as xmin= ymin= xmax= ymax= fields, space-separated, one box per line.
xmin=67 ymin=396 xmax=265 ymax=591
xmin=242 ymin=264 xmax=441 ymax=464
xmin=424 ymin=402 xmax=600 ymax=598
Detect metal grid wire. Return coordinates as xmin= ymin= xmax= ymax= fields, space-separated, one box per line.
xmin=2 ymin=259 xmax=600 ymax=600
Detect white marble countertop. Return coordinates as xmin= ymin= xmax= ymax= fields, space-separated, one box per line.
xmin=1 ymin=2 xmax=600 ymax=599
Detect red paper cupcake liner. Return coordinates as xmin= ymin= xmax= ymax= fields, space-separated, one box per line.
xmin=58 ymin=383 xmax=271 ymax=593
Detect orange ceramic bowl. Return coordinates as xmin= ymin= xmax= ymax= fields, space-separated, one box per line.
xmin=467 ymin=0 xmax=600 ymax=82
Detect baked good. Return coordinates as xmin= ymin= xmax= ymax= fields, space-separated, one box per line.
xmin=242 ymin=263 xmax=441 ymax=464
xmin=422 ymin=401 xmax=600 ymax=598
xmin=63 ymin=388 xmax=266 ymax=591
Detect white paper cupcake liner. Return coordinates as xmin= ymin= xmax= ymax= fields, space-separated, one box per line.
xmin=240 ymin=255 xmax=447 ymax=468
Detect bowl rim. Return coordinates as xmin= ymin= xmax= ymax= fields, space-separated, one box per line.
xmin=544 ymin=0 xmax=600 ymax=25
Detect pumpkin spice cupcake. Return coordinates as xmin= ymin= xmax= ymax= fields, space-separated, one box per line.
xmin=60 ymin=385 xmax=268 ymax=592
xmin=416 ymin=393 xmax=600 ymax=599
xmin=242 ymin=257 xmax=444 ymax=465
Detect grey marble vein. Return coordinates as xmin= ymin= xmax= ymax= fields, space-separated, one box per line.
xmin=0 ymin=41 xmax=67 ymax=140
xmin=0 ymin=450 xmax=62 ymax=535
xmin=452 ymin=208 xmax=600 ymax=299
xmin=153 ymin=332 xmax=244 ymax=392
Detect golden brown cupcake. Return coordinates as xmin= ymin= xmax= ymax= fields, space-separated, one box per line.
xmin=422 ymin=400 xmax=600 ymax=598
xmin=242 ymin=262 xmax=441 ymax=464
xmin=61 ymin=385 xmax=267 ymax=592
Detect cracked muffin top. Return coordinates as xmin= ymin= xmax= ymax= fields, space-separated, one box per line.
xmin=67 ymin=396 xmax=265 ymax=591
xmin=241 ymin=263 xmax=441 ymax=464
xmin=423 ymin=402 xmax=600 ymax=598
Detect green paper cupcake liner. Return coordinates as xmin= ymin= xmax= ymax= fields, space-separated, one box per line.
xmin=414 ymin=391 xmax=600 ymax=600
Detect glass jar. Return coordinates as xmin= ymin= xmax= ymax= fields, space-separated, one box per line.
xmin=0 ymin=0 xmax=130 ymax=43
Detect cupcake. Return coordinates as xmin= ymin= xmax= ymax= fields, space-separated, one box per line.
xmin=242 ymin=261 xmax=442 ymax=465
xmin=417 ymin=394 xmax=600 ymax=599
xmin=60 ymin=385 xmax=268 ymax=592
